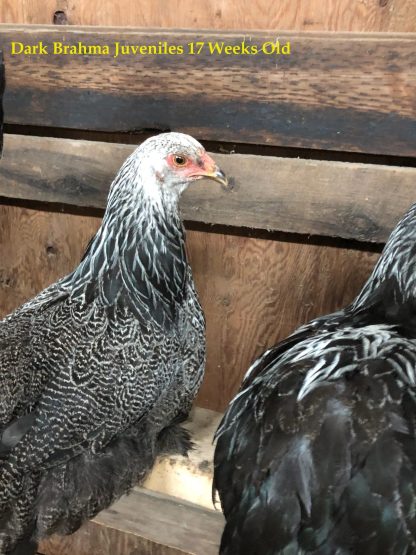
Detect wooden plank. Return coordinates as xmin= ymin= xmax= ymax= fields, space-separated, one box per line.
xmin=39 ymin=488 xmax=223 ymax=555
xmin=1 ymin=134 xmax=416 ymax=243
xmin=0 ymin=25 xmax=415 ymax=155
xmin=39 ymin=0 xmax=416 ymax=33
xmin=0 ymin=204 xmax=101 ymax=318
xmin=0 ymin=204 xmax=380 ymax=412
xmin=1 ymin=0 xmax=415 ymax=33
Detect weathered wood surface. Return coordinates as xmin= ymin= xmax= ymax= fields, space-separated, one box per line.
xmin=0 ymin=203 xmax=380 ymax=411
xmin=0 ymin=26 xmax=415 ymax=156
xmin=6 ymin=0 xmax=416 ymax=32
xmin=190 ymin=231 xmax=380 ymax=410
xmin=1 ymin=0 xmax=415 ymax=32
xmin=1 ymin=134 xmax=416 ymax=242
xmin=39 ymin=488 xmax=223 ymax=555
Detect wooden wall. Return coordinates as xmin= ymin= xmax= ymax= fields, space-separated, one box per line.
xmin=1 ymin=0 xmax=415 ymax=31
xmin=0 ymin=1 xmax=413 ymax=411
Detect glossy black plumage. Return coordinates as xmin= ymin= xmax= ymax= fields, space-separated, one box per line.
xmin=214 ymin=204 xmax=416 ymax=554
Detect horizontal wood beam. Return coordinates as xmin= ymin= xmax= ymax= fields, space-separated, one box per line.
xmin=0 ymin=25 xmax=415 ymax=156
xmin=39 ymin=488 xmax=223 ymax=555
xmin=1 ymin=133 xmax=416 ymax=243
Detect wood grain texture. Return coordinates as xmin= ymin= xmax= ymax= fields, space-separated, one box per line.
xmin=0 ymin=204 xmax=101 ymax=316
xmin=188 ymin=231 xmax=380 ymax=410
xmin=0 ymin=0 xmax=415 ymax=32
xmin=39 ymin=488 xmax=223 ymax=555
xmin=2 ymin=134 xmax=416 ymax=242
xmin=1 ymin=26 xmax=415 ymax=155
xmin=0 ymin=204 xmax=379 ymax=411
xmin=0 ymin=0 xmax=56 ymax=25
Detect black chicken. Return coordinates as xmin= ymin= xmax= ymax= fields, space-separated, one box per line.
xmin=214 ymin=203 xmax=416 ymax=554
xmin=0 ymin=132 xmax=227 ymax=554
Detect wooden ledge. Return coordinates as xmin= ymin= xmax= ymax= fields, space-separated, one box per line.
xmin=39 ymin=488 xmax=224 ymax=555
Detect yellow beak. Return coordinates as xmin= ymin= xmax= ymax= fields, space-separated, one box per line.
xmin=204 ymin=167 xmax=229 ymax=188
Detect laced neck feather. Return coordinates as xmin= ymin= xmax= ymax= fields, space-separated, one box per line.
xmin=60 ymin=152 xmax=188 ymax=330
xmin=353 ymin=203 xmax=416 ymax=311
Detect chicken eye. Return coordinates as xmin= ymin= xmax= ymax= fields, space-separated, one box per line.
xmin=173 ymin=155 xmax=187 ymax=167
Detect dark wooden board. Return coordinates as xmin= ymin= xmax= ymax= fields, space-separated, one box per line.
xmin=39 ymin=488 xmax=223 ymax=555
xmin=1 ymin=134 xmax=416 ymax=243
xmin=0 ymin=25 xmax=415 ymax=156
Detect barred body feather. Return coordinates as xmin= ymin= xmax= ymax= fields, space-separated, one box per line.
xmin=0 ymin=132 xmax=227 ymax=554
